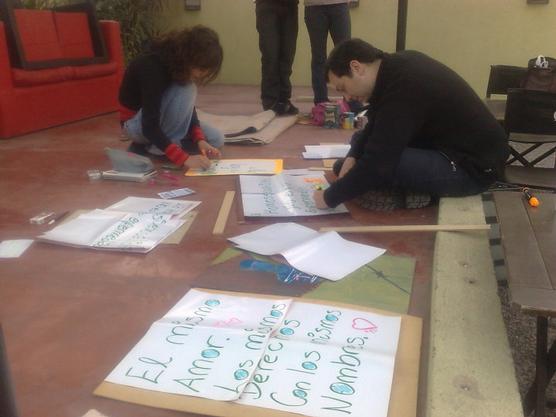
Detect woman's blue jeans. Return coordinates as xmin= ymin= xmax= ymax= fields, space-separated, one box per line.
xmin=123 ymin=83 xmax=224 ymax=155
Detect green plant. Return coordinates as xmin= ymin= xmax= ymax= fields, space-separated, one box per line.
xmin=95 ymin=0 xmax=165 ymax=62
xmin=19 ymin=0 xmax=166 ymax=63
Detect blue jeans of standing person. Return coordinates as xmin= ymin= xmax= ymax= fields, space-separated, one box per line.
xmin=123 ymin=83 xmax=224 ymax=156
xmin=305 ymin=3 xmax=351 ymax=104
xmin=256 ymin=0 xmax=298 ymax=110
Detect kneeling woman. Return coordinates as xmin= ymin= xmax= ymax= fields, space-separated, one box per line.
xmin=119 ymin=25 xmax=224 ymax=170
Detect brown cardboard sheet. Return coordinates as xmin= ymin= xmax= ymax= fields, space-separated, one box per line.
xmin=95 ymin=288 xmax=422 ymax=417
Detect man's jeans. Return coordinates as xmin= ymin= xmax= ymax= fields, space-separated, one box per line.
xmin=392 ymin=147 xmax=488 ymax=197
xmin=124 ymin=83 xmax=224 ymax=155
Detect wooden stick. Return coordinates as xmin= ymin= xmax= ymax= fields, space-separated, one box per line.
xmin=213 ymin=191 xmax=235 ymax=235
xmin=319 ymin=224 xmax=491 ymax=233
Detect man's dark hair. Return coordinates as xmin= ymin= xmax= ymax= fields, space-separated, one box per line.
xmin=151 ymin=25 xmax=223 ymax=85
xmin=325 ymin=38 xmax=385 ymax=80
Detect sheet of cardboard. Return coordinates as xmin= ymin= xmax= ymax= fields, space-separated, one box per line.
xmin=94 ymin=288 xmax=422 ymax=417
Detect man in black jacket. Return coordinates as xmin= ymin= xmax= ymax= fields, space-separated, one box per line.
xmin=313 ymin=39 xmax=509 ymax=210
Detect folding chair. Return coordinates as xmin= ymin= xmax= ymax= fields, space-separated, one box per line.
xmin=486 ymin=65 xmax=528 ymax=98
xmin=503 ymin=88 xmax=556 ymax=189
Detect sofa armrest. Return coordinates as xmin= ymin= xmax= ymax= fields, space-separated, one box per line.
xmin=100 ymin=21 xmax=124 ymax=73
xmin=0 ymin=22 xmax=13 ymax=91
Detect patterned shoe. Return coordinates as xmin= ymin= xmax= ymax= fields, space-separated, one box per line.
xmin=404 ymin=191 xmax=432 ymax=209
xmin=354 ymin=189 xmax=405 ymax=211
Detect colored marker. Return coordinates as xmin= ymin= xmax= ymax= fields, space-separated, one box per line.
xmin=523 ymin=188 xmax=540 ymax=207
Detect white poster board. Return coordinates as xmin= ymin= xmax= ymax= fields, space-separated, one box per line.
xmin=240 ymin=173 xmax=348 ymax=217
xmin=104 ymin=289 xmax=401 ymax=417
xmin=302 ymin=144 xmax=350 ymax=159
xmin=185 ymin=159 xmax=283 ymax=176
xmin=39 ymin=197 xmax=200 ymax=253
xmin=229 ymin=223 xmax=386 ymax=281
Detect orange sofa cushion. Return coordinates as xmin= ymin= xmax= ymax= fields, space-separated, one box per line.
xmin=53 ymin=11 xmax=94 ymax=60
xmin=14 ymin=9 xmax=63 ymax=63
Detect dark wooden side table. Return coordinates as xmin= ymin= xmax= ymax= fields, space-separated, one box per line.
xmin=494 ymin=191 xmax=556 ymax=417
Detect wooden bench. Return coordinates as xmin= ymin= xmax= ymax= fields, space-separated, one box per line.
xmin=495 ymin=191 xmax=556 ymax=417
xmin=427 ymin=195 xmax=523 ymax=417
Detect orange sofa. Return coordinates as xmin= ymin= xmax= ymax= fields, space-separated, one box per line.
xmin=0 ymin=8 xmax=124 ymax=138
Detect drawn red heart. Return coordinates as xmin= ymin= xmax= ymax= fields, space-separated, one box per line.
xmin=352 ymin=317 xmax=378 ymax=333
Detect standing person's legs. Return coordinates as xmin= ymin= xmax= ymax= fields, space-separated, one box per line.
xmin=256 ymin=1 xmax=281 ymax=110
xmin=277 ymin=2 xmax=298 ymax=106
xmin=123 ymin=83 xmax=196 ymax=155
xmin=304 ymin=5 xmax=329 ymax=104
xmin=327 ymin=3 xmax=350 ymax=45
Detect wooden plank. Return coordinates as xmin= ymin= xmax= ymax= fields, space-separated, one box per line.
xmin=494 ymin=192 xmax=551 ymax=290
xmin=427 ymin=195 xmax=522 ymax=417
xmin=320 ymin=224 xmax=490 ymax=233
xmin=212 ymin=191 xmax=235 ymax=235
xmin=509 ymin=286 xmax=556 ymax=316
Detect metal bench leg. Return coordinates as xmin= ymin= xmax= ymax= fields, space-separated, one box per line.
xmin=525 ymin=335 xmax=556 ymax=415
xmin=525 ymin=317 xmax=549 ymax=417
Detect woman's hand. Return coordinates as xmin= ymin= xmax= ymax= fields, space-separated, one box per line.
xmin=184 ymin=154 xmax=211 ymax=170
xmin=313 ymin=190 xmax=329 ymax=209
xmin=198 ymin=140 xmax=221 ymax=159
xmin=338 ymin=156 xmax=356 ymax=179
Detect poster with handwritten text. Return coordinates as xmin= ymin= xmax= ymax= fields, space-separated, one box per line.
xmin=104 ymin=289 xmax=401 ymax=417
xmin=106 ymin=289 xmax=292 ymax=400
xmin=240 ymin=173 xmax=348 ymax=217
xmin=185 ymin=159 xmax=283 ymax=176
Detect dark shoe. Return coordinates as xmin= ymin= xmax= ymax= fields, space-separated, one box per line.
xmin=284 ymin=101 xmax=299 ymax=115
xmin=404 ymin=191 xmax=432 ymax=209
xmin=271 ymin=101 xmax=299 ymax=116
xmin=354 ymin=189 xmax=432 ymax=211
xmin=127 ymin=142 xmax=148 ymax=156
xmin=355 ymin=189 xmax=405 ymax=211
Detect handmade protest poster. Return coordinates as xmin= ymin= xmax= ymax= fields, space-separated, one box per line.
xmin=105 ymin=289 xmax=292 ymax=400
xmin=240 ymin=173 xmax=348 ymax=217
xmin=185 ymin=159 xmax=283 ymax=177
xmin=229 ymin=223 xmax=385 ymax=281
xmin=302 ymin=144 xmax=350 ymax=159
xmin=99 ymin=288 xmax=402 ymax=417
xmin=235 ymin=300 xmax=401 ymax=417
xmin=38 ymin=197 xmax=200 ymax=253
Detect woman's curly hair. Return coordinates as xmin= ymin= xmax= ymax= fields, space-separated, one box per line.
xmin=151 ymin=25 xmax=223 ymax=85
